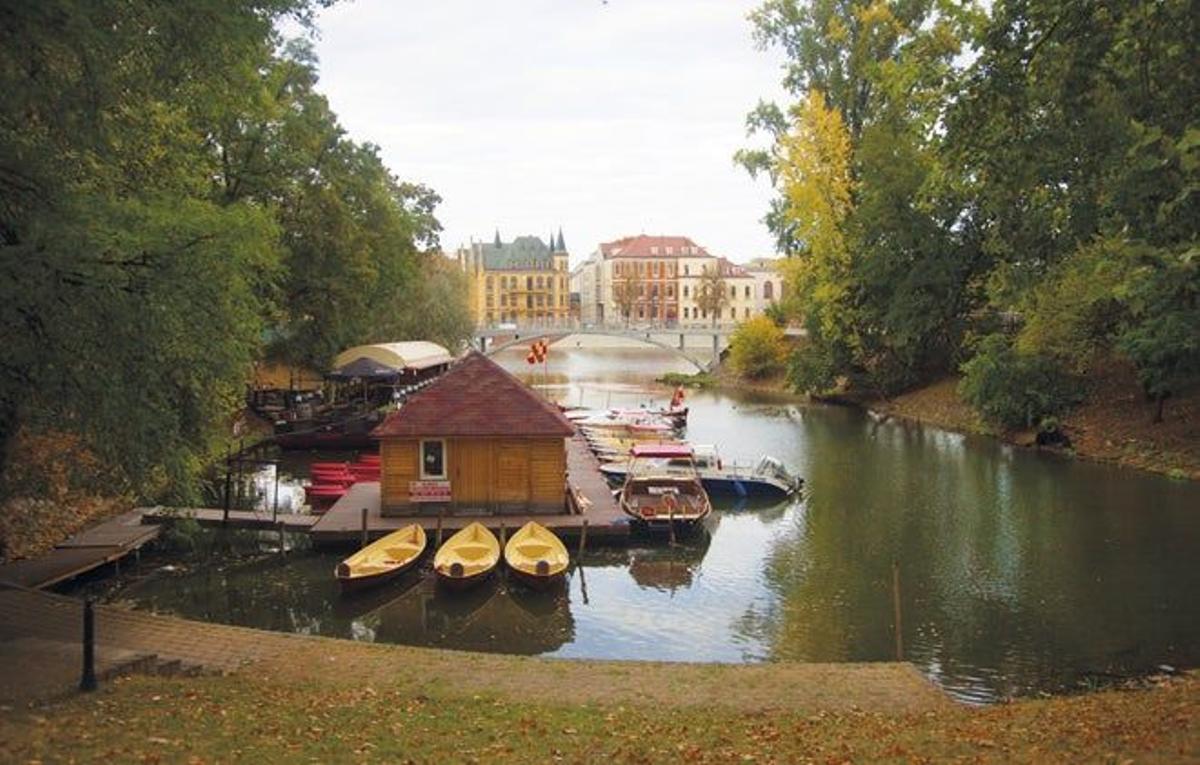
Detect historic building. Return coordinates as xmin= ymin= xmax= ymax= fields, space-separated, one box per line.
xmin=457 ymin=231 xmax=570 ymax=327
xmin=575 ymin=234 xmax=786 ymax=327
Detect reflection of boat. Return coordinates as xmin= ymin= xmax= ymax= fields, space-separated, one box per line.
xmin=434 ymin=522 xmax=500 ymax=590
xmin=336 ymin=524 xmax=427 ymax=593
xmin=601 ymin=445 xmax=803 ymax=500
xmin=504 ymin=522 xmax=569 ymax=590
xmin=626 ymin=536 xmax=710 ymax=593
xmin=618 ymin=444 xmax=712 ymax=532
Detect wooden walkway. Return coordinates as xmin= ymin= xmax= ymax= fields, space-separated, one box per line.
xmin=0 ymin=510 xmax=160 ymax=589
xmin=140 ymin=506 xmax=319 ymax=532
xmin=309 ymin=434 xmax=629 ymax=544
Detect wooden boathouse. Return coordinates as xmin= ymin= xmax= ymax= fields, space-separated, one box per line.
xmin=372 ymin=352 xmax=575 ymax=516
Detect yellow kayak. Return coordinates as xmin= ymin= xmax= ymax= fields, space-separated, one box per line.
xmin=434 ymin=522 xmax=500 ymax=589
xmin=335 ymin=524 xmax=426 ymax=593
xmin=504 ymin=521 xmax=569 ymax=589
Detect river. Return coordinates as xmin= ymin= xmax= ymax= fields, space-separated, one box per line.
xmin=76 ymin=344 xmax=1200 ymax=703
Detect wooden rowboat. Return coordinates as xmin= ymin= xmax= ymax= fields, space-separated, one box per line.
xmin=335 ymin=524 xmax=427 ymax=594
xmin=434 ymin=522 xmax=500 ymax=590
xmin=503 ymin=521 xmax=569 ymax=589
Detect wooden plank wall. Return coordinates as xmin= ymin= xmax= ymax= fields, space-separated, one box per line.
xmin=380 ymin=437 xmax=566 ymax=513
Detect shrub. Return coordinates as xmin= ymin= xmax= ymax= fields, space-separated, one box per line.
xmin=729 ymin=317 xmax=789 ymax=379
xmin=959 ymin=334 xmax=1081 ymax=430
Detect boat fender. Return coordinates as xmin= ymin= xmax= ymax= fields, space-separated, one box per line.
xmin=450 ymin=561 xmax=464 ymax=578
xmin=536 ymin=560 xmax=549 ymax=575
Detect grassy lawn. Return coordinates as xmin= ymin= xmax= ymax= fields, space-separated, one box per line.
xmin=1 ymin=672 xmax=1195 ymax=764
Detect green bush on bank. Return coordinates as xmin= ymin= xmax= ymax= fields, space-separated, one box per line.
xmin=959 ymin=335 xmax=1081 ymax=430
xmin=729 ymin=317 xmax=789 ymax=379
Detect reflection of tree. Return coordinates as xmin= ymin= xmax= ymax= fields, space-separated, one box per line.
xmin=739 ymin=408 xmax=1200 ymax=700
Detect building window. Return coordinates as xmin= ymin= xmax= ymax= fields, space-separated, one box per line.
xmin=684 ymin=264 xmax=689 ymax=276
xmin=536 ymin=276 xmax=543 ymax=289
xmin=499 ymin=294 xmax=507 ymax=306
xmin=744 ymin=307 xmax=750 ymax=318
xmin=665 ymin=246 xmax=673 ymax=255
xmin=526 ymin=276 xmax=533 ymax=290
xmin=730 ymin=285 xmax=737 ymax=299
xmin=527 ymin=295 xmax=533 ymax=308
xmin=666 ymin=285 xmax=674 ymax=298
xmin=764 ymin=281 xmax=774 ymax=300
xmin=420 ymin=439 xmax=446 ymax=479
xmin=683 ymin=285 xmax=689 ymax=298
xmin=650 ymin=246 xmax=658 ymax=255
xmin=729 ymin=308 xmax=736 ymax=319
xmin=684 ymin=307 xmax=690 ymax=319
xmin=745 ymin=286 xmax=751 ymax=299
xmin=486 ymin=276 xmax=493 ymax=290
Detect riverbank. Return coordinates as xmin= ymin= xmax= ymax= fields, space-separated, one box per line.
xmin=1 ymin=659 xmax=1194 ymax=762
xmin=711 ymin=361 xmax=1200 ymax=481
xmin=870 ymin=365 xmax=1200 ymax=481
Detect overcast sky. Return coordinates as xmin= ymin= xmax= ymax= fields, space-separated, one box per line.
xmin=302 ymin=0 xmax=789 ymax=264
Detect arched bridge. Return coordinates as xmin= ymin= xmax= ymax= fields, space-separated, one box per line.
xmin=475 ymin=326 xmax=736 ymax=372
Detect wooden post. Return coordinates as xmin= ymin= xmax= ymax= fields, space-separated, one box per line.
xmin=576 ymin=519 xmax=589 ymax=559
xmin=222 ymin=445 xmax=232 ymax=525
xmin=360 ymin=507 xmax=368 ymax=548
xmin=499 ymin=520 xmax=507 ymax=548
xmin=892 ymin=560 xmax=904 ymax=661
xmin=435 ymin=509 xmax=444 ymax=549
xmin=277 ymin=521 xmax=285 ymax=556
xmin=272 ymin=466 xmax=280 ymax=523
xmin=80 ymin=600 xmax=97 ymax=692
xmin=668 ymin=508 xmax=677 ymax=547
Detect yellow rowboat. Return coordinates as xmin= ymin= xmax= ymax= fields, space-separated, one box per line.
xmin=335 ymin=524 xmax=427 ymax=594
xmin=504 ymin=521 xmax=569 ymax=589
xmin=434 ymin=522 xmax=500 ymax=589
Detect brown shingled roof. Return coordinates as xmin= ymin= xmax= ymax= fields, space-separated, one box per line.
xmin=371 ymin=352 xmax=575 ymax=438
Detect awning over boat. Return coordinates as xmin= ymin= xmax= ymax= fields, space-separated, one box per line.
xmin=329 ymin=342 xmax=454 ymax=380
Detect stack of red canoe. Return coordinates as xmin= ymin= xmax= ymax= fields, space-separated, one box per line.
xmin=304 ymin=453 xmax=381 ymax=509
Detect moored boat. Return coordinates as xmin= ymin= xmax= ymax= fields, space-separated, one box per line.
xmin=434 ymin=522 xmax=501 ymax=589
xmin=601 ymin=445 xmax=802 ymax=500
xmin=335 ymin=524 xmax=427 ymax=593
xmin=503 ymin=521 xmax=569 ymax=589
xmin=618 ymin=444 xmax=712 ymax=532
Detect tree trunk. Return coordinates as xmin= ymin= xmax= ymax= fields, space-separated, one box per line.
xmin=1154 ymin=392 xmax=1165 ymax=424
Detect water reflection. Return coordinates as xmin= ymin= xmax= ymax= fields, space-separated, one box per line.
xmin=89 ymin=344 xmax=1200 ymax=702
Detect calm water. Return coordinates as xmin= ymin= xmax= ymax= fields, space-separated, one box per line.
xmin=86 ymin=346 xmax=1200 ymax=702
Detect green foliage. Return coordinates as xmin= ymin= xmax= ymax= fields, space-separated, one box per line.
xmin=959 ymin=336 xmax=1080 ymax=430
xmin=729 ymin=317 xmax=789 ymax=379
xmin=656 ymin=372 xmax=715 ymax=389
xmin=746 ymin=0 xmax=1200 ymax=420
xmin=0 ymin=1 xmax=466 ymax=501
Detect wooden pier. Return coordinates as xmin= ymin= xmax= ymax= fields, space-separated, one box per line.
xmin=309 ymin=434 xmax=628 ymax=545
xmin=140 ymin=507 xmax=319 ymax=532
xmin=0 ymin=510 xmax=160 ymax=589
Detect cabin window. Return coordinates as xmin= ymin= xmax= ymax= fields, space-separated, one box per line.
xmin=420 ymin=439 xmax=446 ymax=479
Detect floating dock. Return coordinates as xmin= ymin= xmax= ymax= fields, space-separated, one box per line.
xmin=308 ymin=434 xmax=629 ymax=545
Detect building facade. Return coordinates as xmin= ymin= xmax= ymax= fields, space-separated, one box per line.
xmin=457 ymin=232 xmax=570 ymax=327
xmin=575 ymin=234 xmax=786 ymax=328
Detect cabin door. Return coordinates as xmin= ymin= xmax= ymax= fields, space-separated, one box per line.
xmin=451 ymin=439 xmax=492 ymax=508
xmin=494 ymin=442 xmax=530 ymax=508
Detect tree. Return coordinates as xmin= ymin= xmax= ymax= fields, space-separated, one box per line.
xmin=696 ymin=266 xmax=729 ymax=327
xmin=612 ymin=262 xmax=642 ymax=326
xmin=729 ymin=317 xmax=789 ymax=378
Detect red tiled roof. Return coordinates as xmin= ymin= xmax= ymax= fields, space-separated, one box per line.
xmin=371 ymin=352 xmax=575 ymax=438
xmin=600 ymin=235 xmax=709 ymax=259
